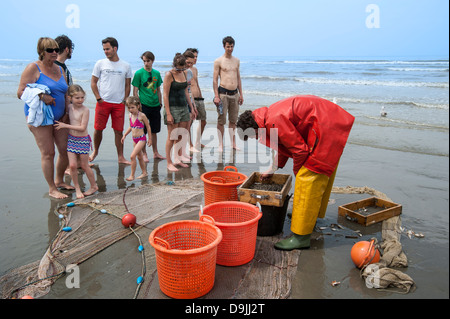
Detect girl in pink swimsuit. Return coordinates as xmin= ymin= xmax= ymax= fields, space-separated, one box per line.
xmin=121 ymin=97 xmax=152 ymax=181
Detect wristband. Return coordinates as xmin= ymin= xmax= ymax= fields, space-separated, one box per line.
xmin=97 ymin=98 xmax=102 ymax=102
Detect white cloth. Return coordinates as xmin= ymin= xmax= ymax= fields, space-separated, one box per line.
xmin=92 ymin=58 xmax=132 ymax=104
xmin=21 ymin=84 xmax=52 ymax=127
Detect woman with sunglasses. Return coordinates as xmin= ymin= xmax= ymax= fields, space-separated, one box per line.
xmin=163 ymin=53 xmax=196 ymax=172
xmin=17 ymin=37 xmax=73 ymax=199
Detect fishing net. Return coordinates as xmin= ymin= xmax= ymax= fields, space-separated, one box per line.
xmin=1 ymin=181 xmax=414 ymax=299
xmin=0 ymin=180 xmax=204 ymax=299
xmin=1 ymin=178 xmax=302 ymax=299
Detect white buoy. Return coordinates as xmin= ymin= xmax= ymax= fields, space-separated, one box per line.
xmin=380 ymin=106 xmax=387 ymax=117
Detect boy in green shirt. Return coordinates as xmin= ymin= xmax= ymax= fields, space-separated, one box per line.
xmin=132 ymin=51 xmax=165 ymax=160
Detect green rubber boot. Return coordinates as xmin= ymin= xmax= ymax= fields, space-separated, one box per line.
xmin=274 ymin=233 xmax=311 ymax=251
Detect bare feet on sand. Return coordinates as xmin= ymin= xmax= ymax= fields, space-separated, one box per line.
xmin=190 ymin=144 xmax=205 ymax=153
xmin=137 ymin=172 xmax=148 ymax=179
xmin=126 ymin=172 xmax=148 ymax=181
xmin=154 ymin=153 xmax=166 ymax=160
xmin=65 ymin=163 xmax=95 ymax=175
xmin=49 ymin=189 xmax=69 ymax=199
xmin=167 ymin=163 xmax=179 ymax=172
xmin=173 ymin=160 xmax=189 ymax=168
xmin=179 ymin=156 xmax=191 ymax=163
xmin=75 ymin=189 xmax=85 ymax=199
xmin=83 ymin=186 xmax=98 ymax=197
xmin=75 ymin=185 xmax=98 ymax=199
xmin=89 ymin=151 xmax=97 ymax=162
xmin=89 ymin=152 xmax=131 ymax=165
xmin=118 ymin=156 xmax=132 ymax=165
xmin=56 ymin=183 xmax=75 ymax=190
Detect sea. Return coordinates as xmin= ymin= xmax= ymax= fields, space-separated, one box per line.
xmin=0 ymin=55 xmax=448 ymax=298
xmin=2 ymin=55 xmax=448 ymax=156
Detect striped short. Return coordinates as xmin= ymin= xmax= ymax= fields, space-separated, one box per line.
xmin=67 ymin=134 xmax=92 ymax=154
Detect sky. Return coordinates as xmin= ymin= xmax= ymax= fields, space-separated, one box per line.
xmin=1 ymin=0 xmax=448 ymax=61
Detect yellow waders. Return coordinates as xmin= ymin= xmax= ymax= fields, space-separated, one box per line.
xmin=291 ymin=165 xmax=337 ymax=235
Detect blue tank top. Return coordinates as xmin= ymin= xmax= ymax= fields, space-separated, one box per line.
xmin=24 ymin=63 xmax=68 ymax=121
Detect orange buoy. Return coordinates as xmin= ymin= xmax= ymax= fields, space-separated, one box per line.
xmin=350 ymin=240 xmax=380 ymax=268
xmin=121 ymin=213 xmax=136 ymax=228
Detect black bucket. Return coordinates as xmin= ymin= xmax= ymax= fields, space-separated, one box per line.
xmin=257 ymin=194 xmax=291 ymax=236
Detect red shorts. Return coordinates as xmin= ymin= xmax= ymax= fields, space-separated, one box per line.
xmin=94 ymin=101 xmax=125 ymax=131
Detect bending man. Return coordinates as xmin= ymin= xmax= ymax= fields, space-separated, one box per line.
xmin=236 ymin=95 xmax=355 ymax=250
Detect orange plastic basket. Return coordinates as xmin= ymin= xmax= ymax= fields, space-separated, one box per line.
xmin=200 ymin=201 xmax=262 ymax=266
xmin=200 ymin=166 xmax=247 ymax=205
xmin=149 ymin=216 xmax=222 ymax=299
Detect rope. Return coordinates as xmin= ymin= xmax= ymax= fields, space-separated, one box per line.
xmin=128 ymin=225 xmax=146 ymax=299
xmin=7 ymin=203 xmax=72 ymax=298
xmin=9 ymin=188 xmax=148 ymax=299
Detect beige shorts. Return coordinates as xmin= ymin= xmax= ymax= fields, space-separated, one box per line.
xmin=195 ymin=99 xmax=207 ymax=121
xmin=217 ymin=93 xmax=240 ymax=125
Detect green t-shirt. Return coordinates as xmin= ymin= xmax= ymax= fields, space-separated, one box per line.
xmin=131 ymin=68 xmax=163 ymax=107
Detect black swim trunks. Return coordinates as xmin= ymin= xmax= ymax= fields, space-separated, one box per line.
xmin=141 ymin=103 xmax=162 ymax=134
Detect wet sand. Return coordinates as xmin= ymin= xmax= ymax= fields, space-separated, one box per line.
xmin=0 ymin=98 xmax=448 ymax=299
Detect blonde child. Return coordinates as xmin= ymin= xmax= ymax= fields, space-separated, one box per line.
xmin=54 ymin=85 xmax=98 ymax=199
xmin=121 ymin=96 xmax=152 ymax=181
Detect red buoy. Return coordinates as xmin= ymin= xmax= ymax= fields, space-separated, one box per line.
xmin=122 ymin=213 xmax=136 ymax=228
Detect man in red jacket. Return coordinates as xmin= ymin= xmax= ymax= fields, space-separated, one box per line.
xmin=236 ymin=95 xmax=355 ymax=250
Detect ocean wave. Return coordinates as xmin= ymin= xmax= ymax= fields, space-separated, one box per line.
xmin=282 ymin=60 xmax=449 ymax=66
xmin=241 ymin=91 xmax=448 ymax=110
xmin=0 ymin=58 xmax=32 ymax=62
xmin=388 ymin=67 xmax=449 ymax=72
xmin=243 ymin=90 xmax=292 ymax=98
xmin=364 ymin=116 xmax=449 ymax=131
xmin=241 ymin=74 xmax=290 ymax=81
xmin=293 ymin=77 xmax=449 ymax=88
xmin=240 ymin=74 xmax=448 ymax=88
xmin=336 ymin=97 xmax=449 ymax=110
xmin=0 ymin=73 xmax=20 ymax=77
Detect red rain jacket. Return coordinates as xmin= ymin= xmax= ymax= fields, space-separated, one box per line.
xmin=252 ymin=95 xmax=355 ymax=177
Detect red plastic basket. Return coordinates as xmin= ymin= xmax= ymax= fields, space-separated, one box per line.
xmin=200 ymin=201 xmax=262 ymax=266
xmin=200 ymin=166 xmax=247 ymax=205
xmin=149 ymin=216 xmax=222 ymax=299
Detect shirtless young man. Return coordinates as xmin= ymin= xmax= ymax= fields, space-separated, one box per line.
xmin=213 ymin=36 xmax=243 ymax=152
xmin=185 ymin=48 xmax=206 ymax=152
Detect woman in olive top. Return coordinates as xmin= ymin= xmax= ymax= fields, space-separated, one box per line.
xmin=162 ymin=53 xmax=196 ymax=172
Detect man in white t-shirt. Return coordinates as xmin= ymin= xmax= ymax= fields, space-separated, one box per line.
xmin=90 ymin=37 xmax=132 ymax=164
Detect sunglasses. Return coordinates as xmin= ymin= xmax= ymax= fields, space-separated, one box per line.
xmin=46 ymin=48 xmax=60 ymax=53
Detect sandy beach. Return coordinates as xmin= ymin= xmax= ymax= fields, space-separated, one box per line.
xmin=0 ymin=93 xmax=448 ymax=300
xmin=0 ymin=54 xmax=448 ymax=302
